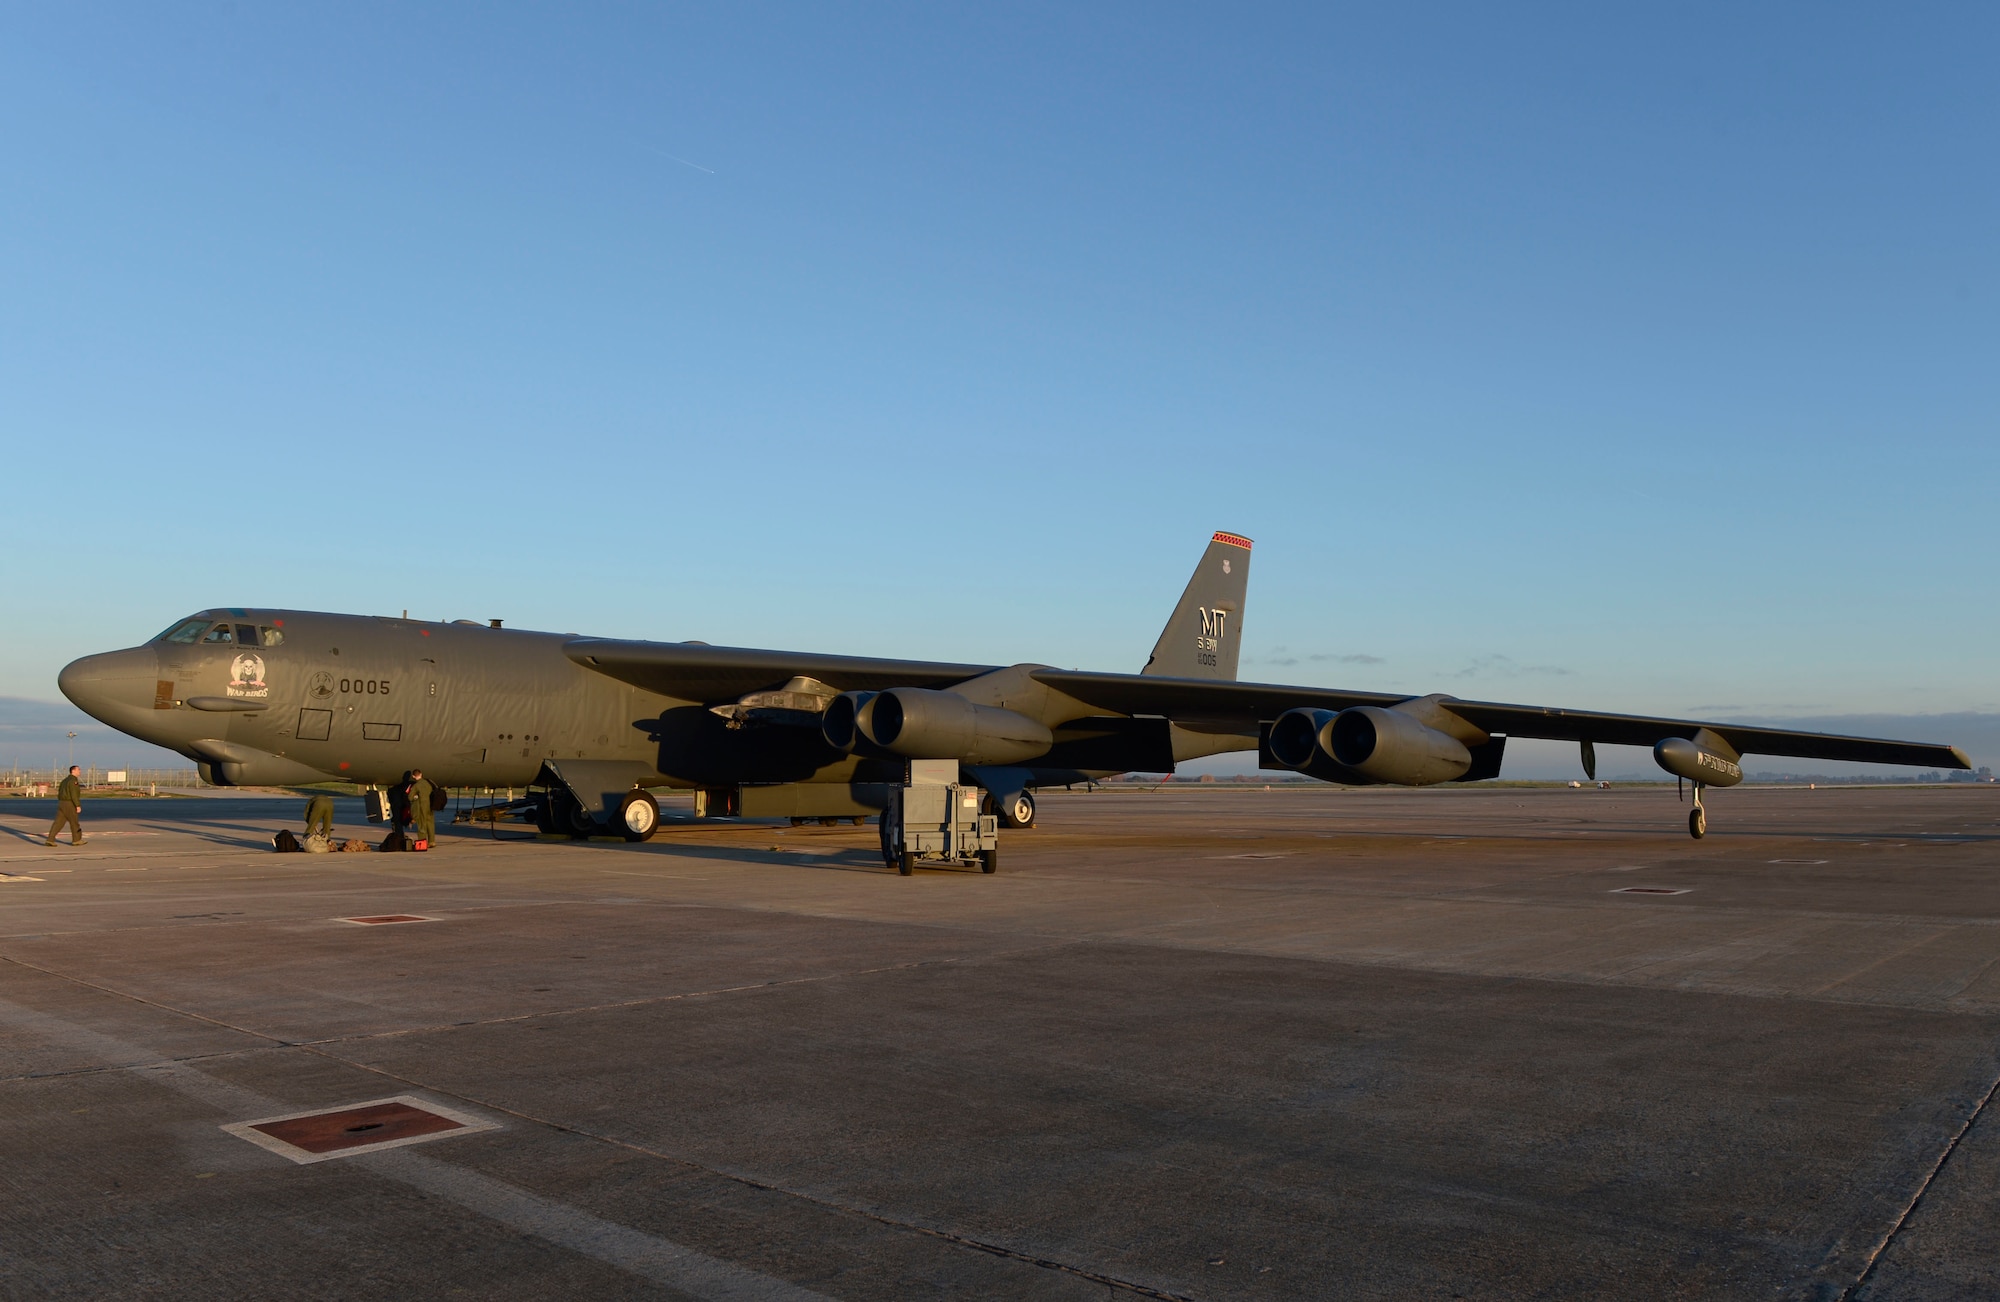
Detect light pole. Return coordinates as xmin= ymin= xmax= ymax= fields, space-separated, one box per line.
xmin=66 ymin=731 xmax=77 ymax=774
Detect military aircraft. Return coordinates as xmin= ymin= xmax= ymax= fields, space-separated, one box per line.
xmin=57 ymin=532 xmax=1969 ymax=846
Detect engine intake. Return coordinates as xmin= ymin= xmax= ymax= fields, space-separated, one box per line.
xmin=821 ymin=691 xmax=874 ymax=752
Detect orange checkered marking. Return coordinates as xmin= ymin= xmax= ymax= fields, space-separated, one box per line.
xmin=1211 ymin=531 xmax=1254 ymax=550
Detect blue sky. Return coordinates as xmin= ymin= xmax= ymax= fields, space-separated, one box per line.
xmin=2 ymin=4 xmax=1994 ymax=775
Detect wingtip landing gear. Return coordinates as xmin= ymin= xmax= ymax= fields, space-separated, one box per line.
xmin=1686 ymin=782 xmax=1707 ymax=839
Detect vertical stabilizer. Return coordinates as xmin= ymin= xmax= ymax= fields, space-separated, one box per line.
xmin=1142 ymin=532 xmax=1252 ymax=680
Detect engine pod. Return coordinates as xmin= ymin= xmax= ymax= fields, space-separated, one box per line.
xmin=860 ymin=688 xmax=1053 ymax=766
xmin=1327 ymin=706 xmax=1472 ymax=785
xmin=1267 ymin=708 xmax=1340 ymax=770
xmin=821 ymin=692 xmax=874 ymax=752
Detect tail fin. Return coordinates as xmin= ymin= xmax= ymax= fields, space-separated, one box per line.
xmin=1142 ymin=531 xmax=1252 ymax=680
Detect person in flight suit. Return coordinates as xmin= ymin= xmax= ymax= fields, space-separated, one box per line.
xmin=304 ymin=792 xmax=336 ymax=841
xmin=408 ymin=769 xmax=436 ymax=847
xmin=45 ymin=766 xmax=86 ymax=846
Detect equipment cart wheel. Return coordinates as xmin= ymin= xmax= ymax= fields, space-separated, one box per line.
xmin=1688 ymin=806 xmax=1707 ymax=839
xmin=617 ymin=790 xmax=660 ymax=842
xmin=980 ymin=847 xmax=998 ymax=874
xmin=898 ymin=850 xmax=916 ymax=876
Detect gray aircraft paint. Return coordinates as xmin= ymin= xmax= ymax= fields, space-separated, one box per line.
xmin=1143 ymin=531 xmax=1252 ymax=680
xmin=58 ymin=536 xmax=1969 ymax=831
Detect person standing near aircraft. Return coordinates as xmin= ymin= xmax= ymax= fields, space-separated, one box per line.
xmin=408 ymin=769 xmax=435 ymax=848
xmin=45 ymin=766 xmax=86 ymax=846
xmin=304 ymin=792 xmax=335 ymax=841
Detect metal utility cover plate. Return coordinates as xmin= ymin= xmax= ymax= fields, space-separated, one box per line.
xmin=339 ymin=914 xmax=436 ymax=925
xmin=222 ymin=1095 xmax=498 ymax=1164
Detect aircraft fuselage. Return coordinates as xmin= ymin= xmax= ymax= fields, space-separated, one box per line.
xmin=58 ymin=610 xmax=875 ymax=791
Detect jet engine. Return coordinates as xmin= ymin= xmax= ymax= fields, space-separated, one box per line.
xmin=823 ymin=688 xmax=1053 ymax=765
xmin=821 ymin=691 xmax=875 ymax=752
xmin=1269 ymin=701 xmax=1477 ymax=786
xmin=1329 ymin=707 xmax=1473 ymax=784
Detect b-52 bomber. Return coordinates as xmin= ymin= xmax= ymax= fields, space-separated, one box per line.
xmin=59 ymin=532 xmax=1969 ymax=855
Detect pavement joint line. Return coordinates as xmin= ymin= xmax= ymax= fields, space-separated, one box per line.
xmin=1 ymin=949 xmax=1189 ymax=1301
xmin=1836 ymin=1055 xmax=2000 ymax=1301
xmin=0 ymin=993 xmax=835 ymax=1302
xmin=282 ymin=1041 xmax=1197 ymax=1302
xmin=2 ymin=940 xmax=1085 ymax=1054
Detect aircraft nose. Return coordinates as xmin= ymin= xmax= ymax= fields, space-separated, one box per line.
xmin=58 ymin=648 xmax=161 ymax=723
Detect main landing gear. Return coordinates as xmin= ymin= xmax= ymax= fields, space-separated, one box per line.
xmin=616 ymin=790 xmax=660 ymax=842
xmin=998 ymin=789 xmax=1036 ymax=829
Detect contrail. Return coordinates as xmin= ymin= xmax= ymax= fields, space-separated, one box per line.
xmin=647 ymin=145 xmax=715 ymax=174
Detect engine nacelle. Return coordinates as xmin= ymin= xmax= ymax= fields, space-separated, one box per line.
xmin=1267 ymin=708 xmax=1341 ymax=771
xmin=1268 ymin=703 xmax=1476 ymax=785
xmin=848 ymin=688 xmax=1053 ymax=765
xmin=821 ymin=691 xmax=875 ymax=752
xmin=1327 ymin=706 xmax=1472 ymax=785
xmin=1654 ymin=731 xmax=1743 ymax=787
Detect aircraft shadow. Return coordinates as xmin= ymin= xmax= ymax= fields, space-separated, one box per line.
xmin=624 ymin=838 xmax=899 ymax=874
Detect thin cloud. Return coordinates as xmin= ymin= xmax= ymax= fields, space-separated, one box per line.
xmin=1245 ymin=649 xmax=1383 ymax=669
xmin=1452 ymin=654 xmax=1572 ymax=679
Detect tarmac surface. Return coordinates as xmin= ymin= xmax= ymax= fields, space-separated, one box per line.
xmin=2 ymin=784 xmax=1997 ymax=1301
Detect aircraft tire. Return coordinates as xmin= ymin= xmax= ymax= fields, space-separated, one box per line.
xmin=980 ymin=847 xmax=998 ymax=874
xmin=898 ymin=850 xmax=916 ymax=876
xmin=1002 ymin=791 xmax=1036 ymax=829
xmin=550 ymin=792 xmax=594 ymax=839
xmin=617 ymin=790 xmax=660 ymax=842
xmin=1688 ymin=807 xmax=1707 ymax=839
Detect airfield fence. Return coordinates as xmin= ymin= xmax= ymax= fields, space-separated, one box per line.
xmin=4 ymin=765 xmax=206 ymax=795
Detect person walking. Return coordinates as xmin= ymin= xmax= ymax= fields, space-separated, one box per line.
xmin=408 ymin=769 xmax=436 ymax=847
xmin=45 ymin=766 xmax=86 ymax=846
xmin=304 ymin=792 xmax=336 ymax=841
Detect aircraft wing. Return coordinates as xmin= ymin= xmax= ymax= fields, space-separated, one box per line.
xmin=563 ymin=645 xmax=1969 ymax=770
xmin=1031 ymin=670 xmax=1971 ymax=768
xmin=1440 ymin=701 xmax=1972 ymax=768
xmin=1030 ymin=670 xmax=1406 ymax=726
xmin=564 ymin=638 xmax=993 ymax=703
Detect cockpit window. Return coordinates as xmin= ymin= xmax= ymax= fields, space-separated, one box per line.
xmin=259 ymin=626 xmax=285 ymax=647
xmin=201 ymin=623 xmax=235 ymax=644
xmin=235 ymin=624 xmax=259 ymax=646
xmin=159 ymin=619 xmax=210 ymax=645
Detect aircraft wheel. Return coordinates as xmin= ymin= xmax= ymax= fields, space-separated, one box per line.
xmin=1001 ymin=790 xmax=1036 ymax=829
xmin=617 ymin=790 xmax=660 ymax=842
xmin=898 ymin=850 xmax=916 ymax=876
xmin=789 ymin=816 xmax=806 ymax=827
xmin=981 ymin=847 xmax=998 ymax=874
xmin=551 ymin=792 xmax=594 ymax=838
xmin=1688 ymin=807 xmax=1707 ymax=839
